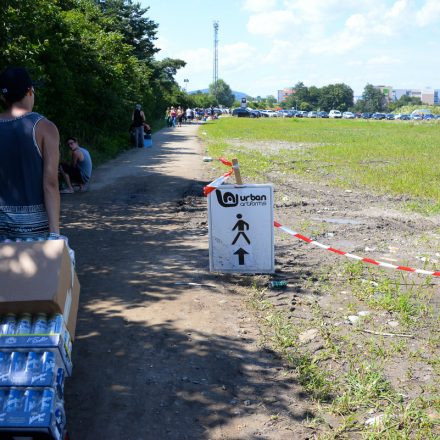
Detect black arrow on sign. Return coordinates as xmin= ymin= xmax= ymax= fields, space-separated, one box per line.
xmin=234 ymin=248 xmax=248 ymax=265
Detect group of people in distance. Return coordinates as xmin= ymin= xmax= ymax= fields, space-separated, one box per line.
xmin=165 ymin=106 xmax=186 ymax=127
xmin=165 ymin=106 xmax=218 ymax=128
xmin=0 ymin=66 xmax=92 ymax=240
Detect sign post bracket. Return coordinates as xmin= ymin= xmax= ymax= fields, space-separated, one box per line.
xmin=232 ymin=158 xmax=243 ymax=185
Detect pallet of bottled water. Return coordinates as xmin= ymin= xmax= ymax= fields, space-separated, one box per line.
xmin=0 ymin=386 xmax=67 ymax=439
xmin=0 ymin=350 xmax=66 ymax=392
xmin=0 ymin=313 xmax=73 ymax=376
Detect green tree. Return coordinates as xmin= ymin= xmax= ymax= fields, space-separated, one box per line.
xmin=209 ymin=79 xmax=235 ymax=107
xmin=388 ymin=95 xmax=422 ymax=111
xmin=358 ymin=84 xmax=387 ymax=112
xmin=265 ymin=95 xmax=277 ymax=108
xmin=293 ymin=82 xmax=309 ymax=103
xmin=308 ymin=86 xmax=321 ymax=109
xmin=188 ymin=92 xmax=217 ymax=108
xmin=0 ymin=0 xmax=186 ymax=162
xmin=318 ymin=83 xmax=354 ymax=112
xmin=299 ymin=101 xmax=311 ymax=111
xmin=96 ymin=0 xmax=159 ymax=60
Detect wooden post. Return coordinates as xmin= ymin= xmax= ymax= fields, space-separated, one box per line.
xmin=232 ymin=158 xmax=243 ymax=185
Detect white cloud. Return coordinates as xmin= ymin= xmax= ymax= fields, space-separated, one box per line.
xmin=243 ymin=0 xmax=278 ymax=12
xmin=345 ymin=13 xmax=368 ymax=31
xmin=247 ymin=10 xmax=298 ymax=37
xmin=220 ymin=42 xmax=257 ymax=70
xmin=282 ymin=0 xmax=354 ymax=24
xmin=175 ymin=42 xmax=257 ymax=78
xmin=176 ymin=48 xmax=212 ymax=74
xmin=262 ymin=39 xmax=303 ymax=64
xmin=367 ymin=55 xmax=401 ymax=65
xmin=386 ymin=0 xmax=408 ymax=18
xmin=416 ymin=0 xmax=440 ymax=26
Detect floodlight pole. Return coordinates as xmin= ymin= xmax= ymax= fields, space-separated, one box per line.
xmin=213 ymin=21 xmax=219 ymax=102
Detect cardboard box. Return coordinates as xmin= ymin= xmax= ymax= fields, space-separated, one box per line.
xmin=0 ymin=240 xmax=80 ymax=339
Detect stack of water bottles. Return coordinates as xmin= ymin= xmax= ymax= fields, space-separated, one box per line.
xmin=0 ymin=312 xmax=73 ymax=439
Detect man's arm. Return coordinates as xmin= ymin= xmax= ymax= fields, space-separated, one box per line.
xmin=37 ymin=119 xmax=60 ymax=234
xmin=72 ymin=149 xmax=84 ymax=167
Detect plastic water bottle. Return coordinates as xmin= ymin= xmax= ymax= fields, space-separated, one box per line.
xmin=269 ymin=280 xmax=288 ymax=289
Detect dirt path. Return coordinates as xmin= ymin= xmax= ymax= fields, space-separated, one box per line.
xmin=62 ymin=124 xmax=312 ymax=440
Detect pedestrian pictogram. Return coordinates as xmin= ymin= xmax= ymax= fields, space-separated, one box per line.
xmin=208 ymin=184 xmax=274 ymax=273
xmin=232 ymin=214 xmax=250 ymax=245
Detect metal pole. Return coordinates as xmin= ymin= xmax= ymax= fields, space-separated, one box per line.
xmin=213 ymin=21 xmax=219 ymax=102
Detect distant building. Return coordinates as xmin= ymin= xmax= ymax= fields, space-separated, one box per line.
xmin=383 ymin=87 xmax=440 ymax=105
xmin=277 ymin=88 xmax=295 ymax=103
xmin=373 ymin=85 xmax=393 ymax=103
xmin=392 ymin=89 xmax=422 ymax=101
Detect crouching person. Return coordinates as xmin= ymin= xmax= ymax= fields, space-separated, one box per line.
xmin=59 ymin=137 xmax=92 ymax=193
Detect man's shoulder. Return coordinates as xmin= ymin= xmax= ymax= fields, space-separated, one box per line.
xmin=79 ymin=147 xmax=91 ymax=158
xmin=35 ymin=117 xmax=59 ymax=142
xmin=37 ymin=117 xmax=58 ymax=133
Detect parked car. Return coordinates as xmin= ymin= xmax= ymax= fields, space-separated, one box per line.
xmin=361 ymin=112 xmax=371 ymax=119
xmin=232 ymin=108 xmax=259 ymax=118
xmin=424 ymin=114 xmax=435 ymax=120
xmin=400 ymin=114 xmax=411 ymax=120
xmin=278 ymin=110 xmax=292 ymax=118
xmin=411 ymin=113 xmax=423 ymax=120
xmin=371 ymin=113 xmax=386 ymax=120
xmin=342 ymin=111 xmax=355 ymax=119
xmin=308 ymin=111 xmax=318 ymax=118
xmin=329 ymin=110 xmax=342 ymax=118
xmin=385 ymin=113 xmax=395 ymax=120
xmin=318 ymin=111 xmax=329 ymax=118
xmin=262 ymin=110 xmax=278 ymax=117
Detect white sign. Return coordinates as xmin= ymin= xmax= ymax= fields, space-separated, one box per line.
xmin=208 ymin=184 xmax=274 ymax=273
xmin=241 ymin=97 xmax=247 ymax=108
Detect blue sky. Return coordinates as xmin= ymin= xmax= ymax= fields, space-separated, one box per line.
xmin=143 ymin=0 xmax=440 ymax=98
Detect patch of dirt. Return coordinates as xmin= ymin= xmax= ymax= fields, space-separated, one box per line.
xmin=226 ymin=138 xmax=325 ymax=154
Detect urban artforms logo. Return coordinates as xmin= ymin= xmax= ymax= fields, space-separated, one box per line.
xmin=216 ymin=190 xmax=238 ymax=207
xmin=216 ymin=189 xmax=267 ymax=207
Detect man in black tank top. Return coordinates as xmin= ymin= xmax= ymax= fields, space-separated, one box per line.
xmin=0 ymin=67 xmax=60 ymax=240
xmin=131 ymin=104 xmax=145 ymax=148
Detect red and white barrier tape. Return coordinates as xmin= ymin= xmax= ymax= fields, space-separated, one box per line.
xmin=203 ymin=170 xmax=233 ymax=196
xmin=205 ymin=157 xmax=440 ymax=277
xmin=203 ymin=157 xmax=235 ymax=196
xmin=274 ymin=221 xmax=440 ymax=277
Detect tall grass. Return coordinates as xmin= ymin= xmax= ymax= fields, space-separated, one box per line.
xmin=203 ymin=118 xmax=440 ymax=213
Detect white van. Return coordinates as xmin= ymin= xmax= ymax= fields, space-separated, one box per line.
xmin=329 ymin=110 xmax=342 ymax=118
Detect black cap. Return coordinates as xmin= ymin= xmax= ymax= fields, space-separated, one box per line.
xmin=0 ymin=67 xmax=33 ymax=103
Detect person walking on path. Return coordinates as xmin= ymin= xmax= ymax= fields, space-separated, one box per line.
xmin=131 ymin=104 xmax=145 ymax=148
xmin=177 ymin=106 xmax=183 ymax=127
xmin=0 ymin=66 xmax=60 ymax=240
xmin=59 ymin=137 xmax=93 ymax=193
xmin=170 ymin=106 xmax=177 ymax=127
xmin=165 ymin=107 xmax=172 ymax=127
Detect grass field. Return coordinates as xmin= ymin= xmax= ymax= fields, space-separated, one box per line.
xmin=203 ymin=117 xmax=440 ymax=214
